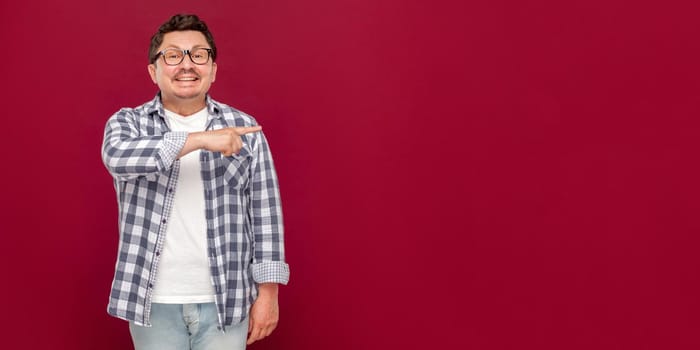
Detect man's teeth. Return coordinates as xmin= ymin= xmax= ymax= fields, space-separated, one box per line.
xmin=177 ymin=77 xmax=197 ymax=81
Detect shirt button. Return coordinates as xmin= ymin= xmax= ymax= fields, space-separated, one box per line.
xmin=148 ymin=283 xmax=153 ymax=288
xmin=162 ymin=219 xmax=167 ymax=224
xmin=155 ymin=251 xmax=160 ymax=256
xmin=168 ymin=188 xmax=173 ymax=193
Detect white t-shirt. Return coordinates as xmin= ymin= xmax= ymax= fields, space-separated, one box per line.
xmin=152 ymin=107 xmax=216 ymax=303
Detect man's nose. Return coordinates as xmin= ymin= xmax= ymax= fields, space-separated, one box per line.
xmin=180 ymin=52 xmax=196 ymax=67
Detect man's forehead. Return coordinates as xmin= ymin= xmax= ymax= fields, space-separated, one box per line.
xmin=160 ymin=30 xmax=209 ymax=48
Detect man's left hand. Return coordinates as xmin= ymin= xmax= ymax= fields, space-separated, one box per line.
xmin=247 ymin=283 xmax=279 ymax=345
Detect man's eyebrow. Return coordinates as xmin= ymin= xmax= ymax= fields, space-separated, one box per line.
xmin=160 ymin=44 xmax=209 ymax=50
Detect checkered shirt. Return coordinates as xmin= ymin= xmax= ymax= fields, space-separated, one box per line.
xmin=102 ymin=94 xmax=289 ymax=329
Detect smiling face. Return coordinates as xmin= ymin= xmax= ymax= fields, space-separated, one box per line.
xmin=148 ymin=30 xmax=217 ymax=113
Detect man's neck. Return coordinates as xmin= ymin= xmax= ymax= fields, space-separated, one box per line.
xmin=162 ymin=97 xmax=207 ymax=117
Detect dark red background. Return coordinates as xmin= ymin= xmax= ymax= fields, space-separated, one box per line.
xmin=2 ymin=0 xmax=699 ymax=349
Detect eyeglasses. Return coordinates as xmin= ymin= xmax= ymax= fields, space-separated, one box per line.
xmin=155 ymin=48 xmax=213 ymax=65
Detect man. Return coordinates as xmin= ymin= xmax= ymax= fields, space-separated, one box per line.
xmin=102 ymin=14 xmax=289 ymax=350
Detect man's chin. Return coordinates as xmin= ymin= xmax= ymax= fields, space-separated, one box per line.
xmin=171 ymin=92 xmax=205 ymax=101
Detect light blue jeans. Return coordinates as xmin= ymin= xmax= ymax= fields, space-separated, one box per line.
xmin=129 ymin=303 xmax=248 ymax=350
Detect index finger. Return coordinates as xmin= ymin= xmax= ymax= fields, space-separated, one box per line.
xmin=234 ymin=126 xmax=262 ymax=135
xmin=247 ymin=327 xmax=262 ymax=345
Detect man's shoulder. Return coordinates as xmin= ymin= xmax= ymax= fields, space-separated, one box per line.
xmin=110 ymin=96 xmax=160 ymax=120
xmin=208 ymin=98 xmax=259 ymax=127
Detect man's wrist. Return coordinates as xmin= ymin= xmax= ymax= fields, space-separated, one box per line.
xmin=257 ymin=283 xmax=279 ymax=297
xmin=187 ymin=131 xmax=207 ymax=151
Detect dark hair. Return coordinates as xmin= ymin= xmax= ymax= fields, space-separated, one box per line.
xmin=148 ymin=14 xmax=218 ymax=64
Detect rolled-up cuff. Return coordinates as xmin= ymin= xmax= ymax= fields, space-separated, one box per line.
xmin=251 ymin=261 xmax=290 ymax=285
xmin=157 ymin=131 xmax=189 ymax=170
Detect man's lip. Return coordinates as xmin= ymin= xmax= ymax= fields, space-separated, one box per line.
xmin=175 ymin=76 xmax=199 ymax=81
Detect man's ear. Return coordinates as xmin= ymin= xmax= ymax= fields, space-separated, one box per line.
xmin=211 ymin=62 xmax=217 ymax=83
xmin=148 ymin=64 xmax=158 ymax=84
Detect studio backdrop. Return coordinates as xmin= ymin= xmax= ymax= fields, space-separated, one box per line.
xmin=1 ymin=0 xmax=699 ymax=349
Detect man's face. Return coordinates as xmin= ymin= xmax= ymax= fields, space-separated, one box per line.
xmin=148 ymin=30 xmax=217 ymax=105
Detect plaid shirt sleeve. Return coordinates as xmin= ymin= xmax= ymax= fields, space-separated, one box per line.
xmin=102 ymin=108 xmax=187 ymax=181
xmin=250 ymin=131 xmax=290 ymax=284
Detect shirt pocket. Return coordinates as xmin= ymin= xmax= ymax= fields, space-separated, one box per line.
xmin=143 ymin=172 xmax=159 ymax=182
xmin=130 ymin=172 xmax=159 ymax=184
xmin=219 ymin=147 xmax=252 ymax=190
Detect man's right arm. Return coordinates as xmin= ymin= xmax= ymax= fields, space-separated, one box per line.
xmin=179 ymin=126 xmax=262 ymax=158
xmin=102 ymin=109 xmax=262 ymax=181
xmin=102 ymin=109 xmax=187 ymax=181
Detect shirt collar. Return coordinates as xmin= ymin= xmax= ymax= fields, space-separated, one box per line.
xmin=146 ymin=93 xmax=222 ymax=119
